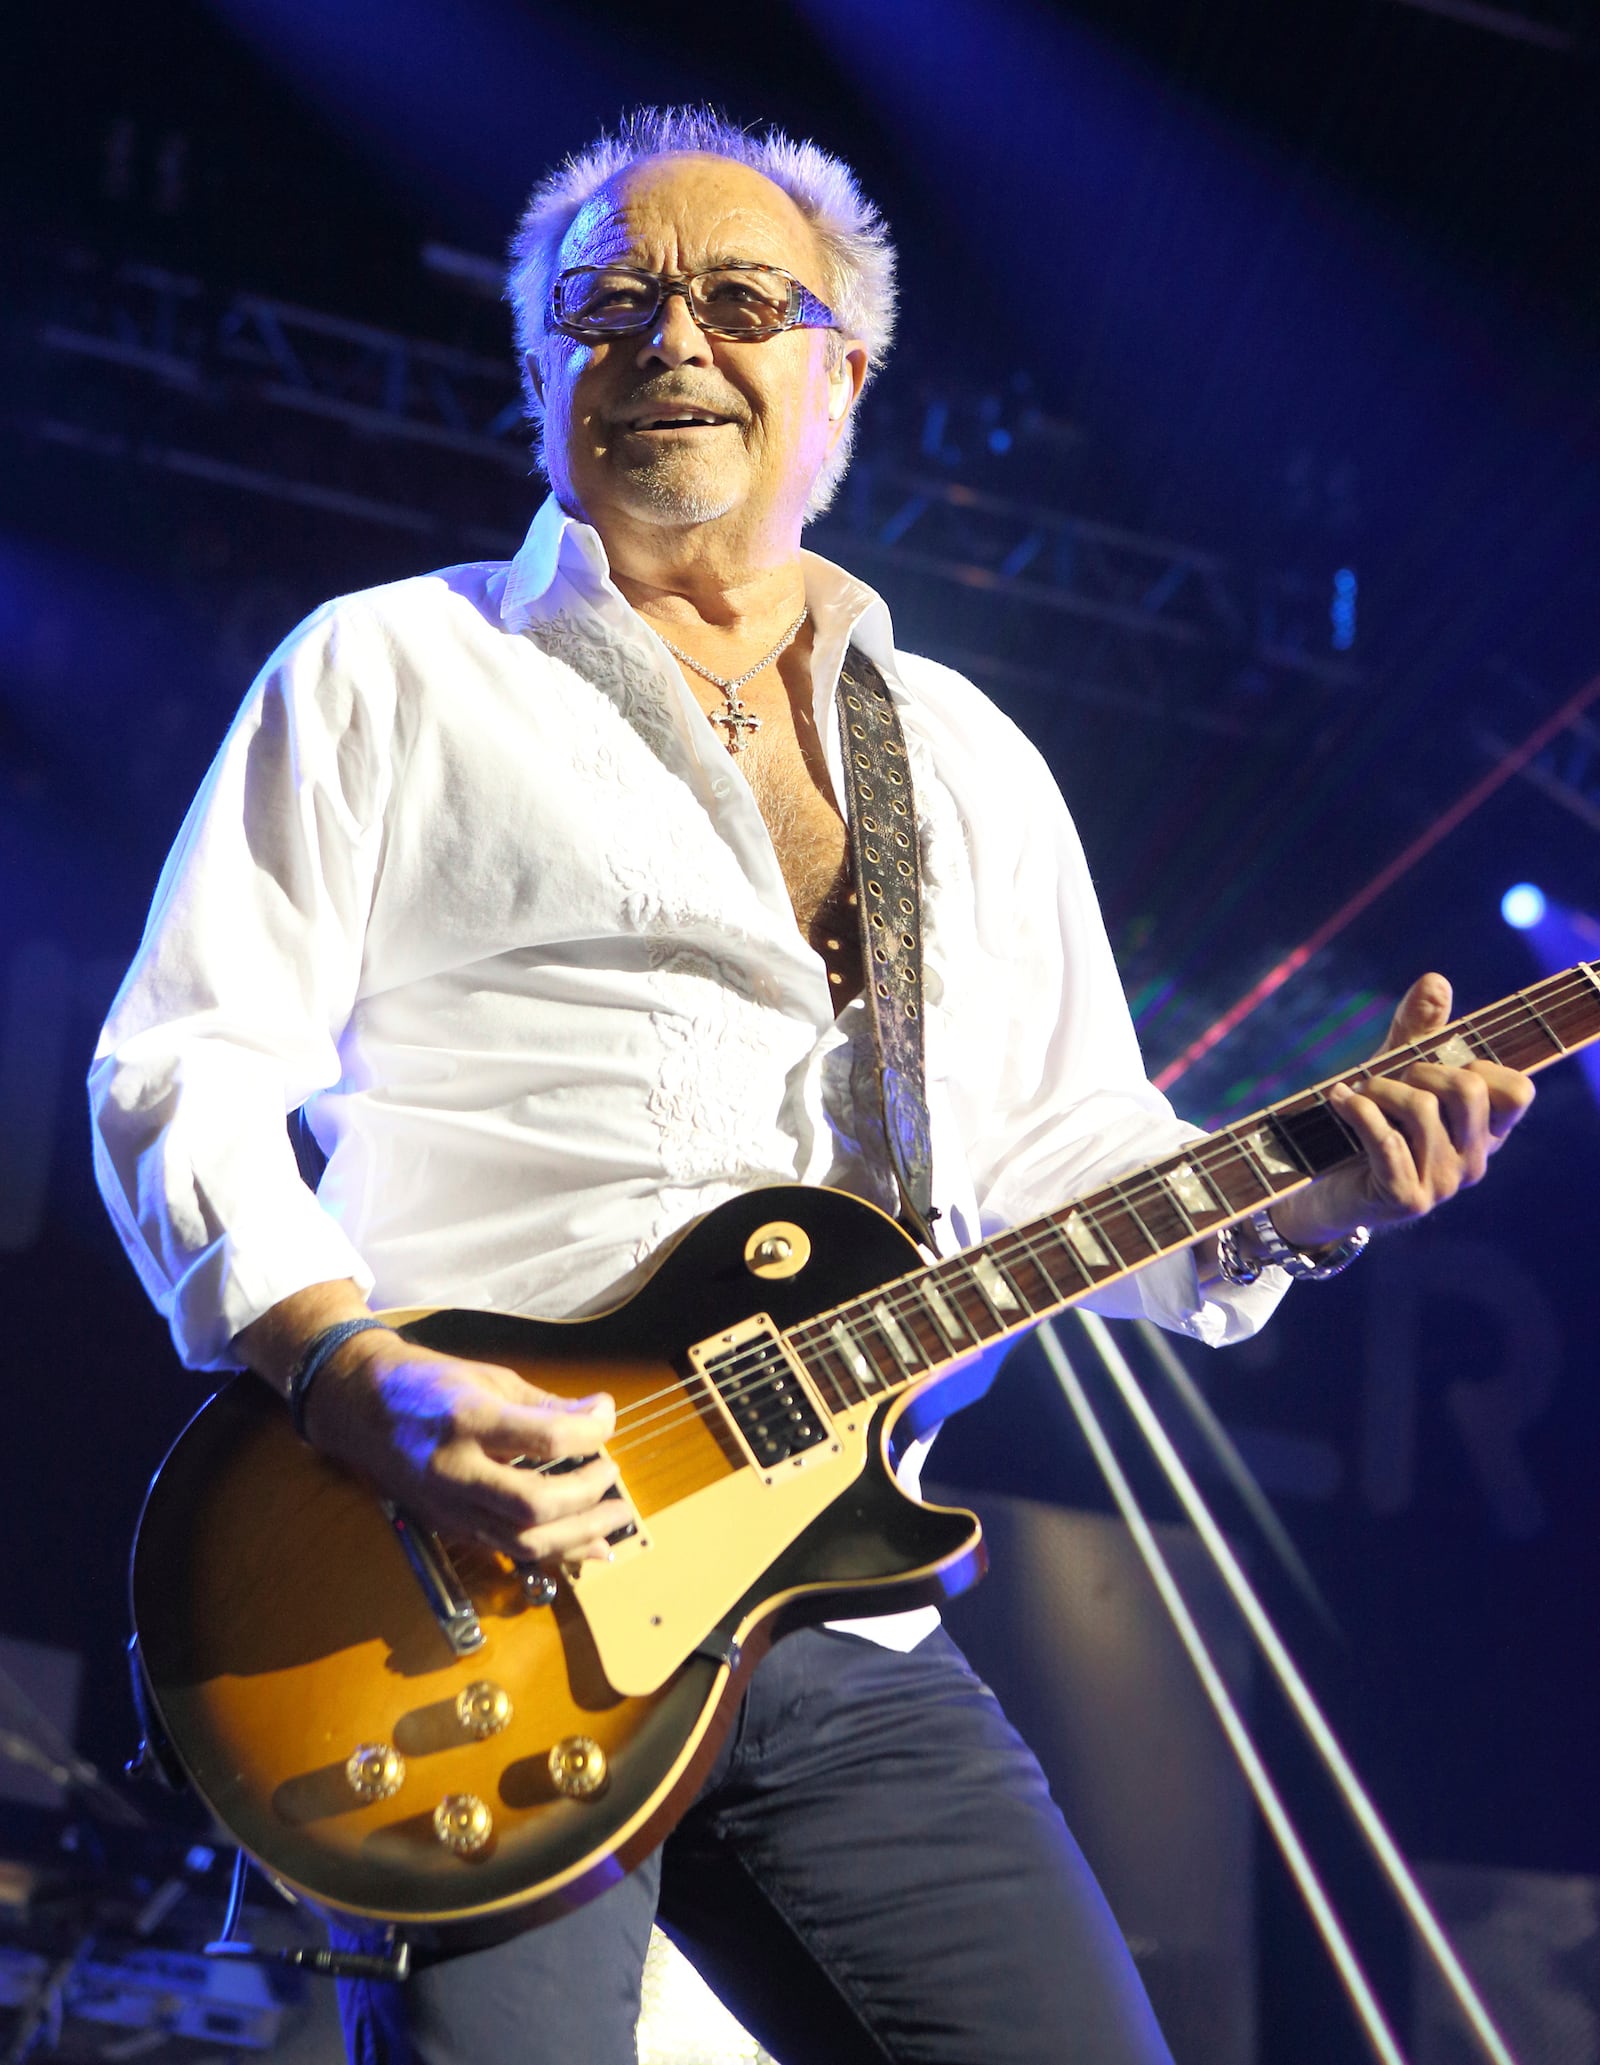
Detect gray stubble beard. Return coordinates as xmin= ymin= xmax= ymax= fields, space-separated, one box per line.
xmin=617 ymin=447 xmax=744 ymax=527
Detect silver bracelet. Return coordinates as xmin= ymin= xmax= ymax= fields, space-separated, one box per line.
xmin=1215 ymin=1208 xmax=1370 ymax=1288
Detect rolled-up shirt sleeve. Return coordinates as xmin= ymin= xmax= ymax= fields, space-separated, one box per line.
xmin=949 ymin=707 xmax=1288 ymax=1347
xmin=88 ymin=599 xmax=394 ymax=1370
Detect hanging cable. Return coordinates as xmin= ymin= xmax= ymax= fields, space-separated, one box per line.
xmin=1058 ymin=1311 xmax=1515 ymax=2065
xmin=1133 ymin=1318 xmax=1342 ymax=1641
xmin=1038 ymin=1320 xmax=1407 ymax=2065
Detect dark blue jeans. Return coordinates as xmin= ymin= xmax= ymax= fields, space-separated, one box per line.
xmin=337 ymin=1625 xmax=1174 ymax=2065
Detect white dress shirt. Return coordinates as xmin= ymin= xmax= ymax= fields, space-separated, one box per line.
xmin=90 ymin=496 xmax=1284 ymax=1642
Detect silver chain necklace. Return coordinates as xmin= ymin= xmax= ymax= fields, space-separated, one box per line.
xmin=655 ymin=606 xmax=808 ymax=754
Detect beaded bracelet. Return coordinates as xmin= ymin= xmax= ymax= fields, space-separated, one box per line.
xmin=287 ymin=1317 xmax=393 ymax=1440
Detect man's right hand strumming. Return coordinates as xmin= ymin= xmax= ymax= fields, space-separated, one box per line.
xmin=234 ymin=1284 xmax=628 ymax=1566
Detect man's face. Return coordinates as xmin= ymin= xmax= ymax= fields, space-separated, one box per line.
xmin=532 ymin=155 xmax=863 ymax=547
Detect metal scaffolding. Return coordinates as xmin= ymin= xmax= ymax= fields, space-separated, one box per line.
xmin=18 ymin=242 xmax=1362 ymax=730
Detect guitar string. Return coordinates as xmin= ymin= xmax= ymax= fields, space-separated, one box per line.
xmin=511 ymin=973 xmax=1598 ymax=1474
xmin=553 ymin=962 xmax=1600 ymax=1470
xmin=504 ymin=974 xmax=1595 ymax=1478
xmin=585 ymin=973 xmax=1598 ymax=1456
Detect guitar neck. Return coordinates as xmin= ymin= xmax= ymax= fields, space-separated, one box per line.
xmin=784 ymin=961 xmax=1600 ymax=1417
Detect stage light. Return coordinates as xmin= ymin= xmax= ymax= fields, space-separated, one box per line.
xmin=1500 ymin=883 xmax=1546 ymax=930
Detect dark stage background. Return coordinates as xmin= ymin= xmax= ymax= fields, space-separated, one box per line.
xmin=4 ymin=1 xmax=1599 ymax=2058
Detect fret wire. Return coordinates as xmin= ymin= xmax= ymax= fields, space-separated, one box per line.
xmin=1268 ymin=1103 xmax=1322 ymax=1178
xmin=1076 ymin=1198 xmax=1124 ymax=1272
xmin=836 ymin=1311 xmax=893 ymax=1396
xmin=1519 ymin=993 xmax=1564 ymax=1051
xmin=782 ymin=968 xmax=1600 ymax=1387
xmin=1000 ymin=1226 xmax=1075 ymax=1305
xmin=1114 ymin=1188 xmax=1163 ymax=1257
xmin=792 ymin=1261 xmax=974 ymax=1364
xmin=846 ymin=1236 xmax=1035 ymax=1346
xmin=1196 ymin=1158 xmax=1235 ymax=1215
xmin=862 ymin=1272 xmax=970 ymax=1360
xmin=968 ymin=1251 xmax=1029 ymax=1322
xmin=946 ymin=1260 xmax=1007 ymax=1337
xmin=801 ymin=1345 xmax=851 ymax=1413
xmin=975 ymin=1239 xmax=1030 ymax=1312
xmin=919 ymin=1273 xmax=979 ymax=1347
xmin=1229 ymin=1127 xmax=1291 ymax=1201
xmin=1536 ymin=972 xmax=1600 ymax=1048
xmin=1205 ymin=1131 xmax=1288 ymax=1205
xmin=869 ymin=1296 xmax=929 ymax=1371
xmin=896 ymin=1258 xmax=1028 ymax=1344
xmin=1010 ymin=1224 xmax=1087 ymax=1305
xmin=803 ymin=1330 xmax=869 ymax=1406
xmin=888 ymin=1296 xmax=946 ymax=1366
xmin=1082 ymin=976 xmax=1588 ymax=1236
xmin=905 ymin=1267 xmax=1035 ymax=1344
xmin=689 ymin=958 xmax=1600 ymax=1445
xmin=1036 ymin=1216 xmax=1097 ymax=1292
xmin=1154 ymin=1169 xmax=1198 ymax=1239
xmin=1194 ymin=1134 xmax=1273 ymax=1209
xmin=989 ymin=1238 xmax=1049 ymax=1315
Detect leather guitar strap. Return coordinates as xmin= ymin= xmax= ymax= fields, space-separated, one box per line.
xmin=835 ymin=647 xmax=940 ymax=1252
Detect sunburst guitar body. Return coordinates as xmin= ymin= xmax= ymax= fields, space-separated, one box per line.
xmin=130 ymin=959 xmax=1600 ymax=1938
xmin=130 ymin=1186 xmax=986 ymax=1933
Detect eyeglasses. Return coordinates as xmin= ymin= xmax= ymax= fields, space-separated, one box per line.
xmin=547 ymin=263 xmax=839 ymax=343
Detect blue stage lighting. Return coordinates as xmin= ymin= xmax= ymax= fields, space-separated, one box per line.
xmin=1330 ymin=567 xmax=1358 ymax=652
xmin=1500 ymin=883 xmax=1546 ymax=930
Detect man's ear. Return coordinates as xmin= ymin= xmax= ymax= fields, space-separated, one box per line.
xmin=828 ymin=340 xmax=869 ymax=424
xmin=524 ymin=348 xmax=545 ymax=405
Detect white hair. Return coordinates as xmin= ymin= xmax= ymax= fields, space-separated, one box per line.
xmin=506 ymin=106 xmax=897 ymax=519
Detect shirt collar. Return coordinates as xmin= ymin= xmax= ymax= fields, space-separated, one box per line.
xmin=498 ymin=495 xmax=902 ymax=686
xmin=498 ymin=494 xmax=613 ymax=629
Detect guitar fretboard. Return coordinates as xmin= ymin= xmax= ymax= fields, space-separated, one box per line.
xmin=784 ymin=962 xmax=1600 ymax=1414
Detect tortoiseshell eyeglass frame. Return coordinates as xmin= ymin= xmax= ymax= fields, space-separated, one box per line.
xmin=547 ymin=263 xmax=840 ymax=343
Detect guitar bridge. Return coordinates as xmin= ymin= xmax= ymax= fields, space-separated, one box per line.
xmin=688 ymin=1316 xmax=836 ymax=1484
xmin=382 ymin=1502 xmax=485 ymax=1655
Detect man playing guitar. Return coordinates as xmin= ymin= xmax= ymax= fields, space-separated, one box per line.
xmin=92 ymin=107 xmax=1534 ymax=2065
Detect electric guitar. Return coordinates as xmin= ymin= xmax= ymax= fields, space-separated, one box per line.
xmin=129 ymin=964 xmax=1599 ymax=1932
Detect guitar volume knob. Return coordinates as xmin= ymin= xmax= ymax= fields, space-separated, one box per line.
xmin=548 ymin=1735 xmax=608 ymax=1799
xmin=345 ymin=1742 xmax=405 ymax=1802
xmin=455 ymin=1680 xmax=513 ymax=1739
xmin=433 ymin=1792 xmax=493 ymax=1855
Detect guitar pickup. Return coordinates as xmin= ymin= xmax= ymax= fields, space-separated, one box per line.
xmin=688 ymin=1316 xmax=837 ymax=1484
xmin=527 ymin=1454 xmax=642 ymax=1549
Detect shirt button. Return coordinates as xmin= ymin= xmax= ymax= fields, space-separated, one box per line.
xmin=711 ymin=776 xmax=733 ymax=799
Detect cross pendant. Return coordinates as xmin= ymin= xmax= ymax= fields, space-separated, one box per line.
xmin=711 ymin=699 xmax=762 ymax=753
